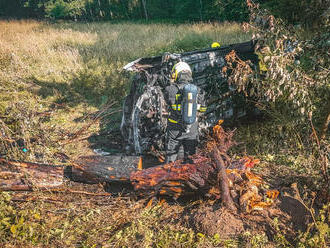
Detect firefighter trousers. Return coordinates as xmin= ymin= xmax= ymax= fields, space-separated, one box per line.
xmin=165 ymin=122 xmax=198 ymax=163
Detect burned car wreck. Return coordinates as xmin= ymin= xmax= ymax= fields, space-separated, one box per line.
xmin=120 ymin=41 xmax=259 ymax=155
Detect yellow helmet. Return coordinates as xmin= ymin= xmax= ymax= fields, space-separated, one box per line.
xmin=171 ymin=62 xmax=192 ymax=81
xmin=211 ymin=42 xmax=221 ymax=48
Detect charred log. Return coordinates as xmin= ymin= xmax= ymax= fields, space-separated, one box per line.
xmin=68 ymin=155 xmax=141 ymax=184
xmin=130 ymin=155 xmax=220 ymax=199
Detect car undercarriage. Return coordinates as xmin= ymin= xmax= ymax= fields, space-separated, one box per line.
xmin=121 ymin=41 xmax=259 ymax=155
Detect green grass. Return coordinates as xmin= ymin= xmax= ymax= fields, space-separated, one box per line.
xmin=0 ymin=20 xmax=250 ymax=96
xmin=0 ymin=192 xmax=278 ymax=248
xmin=0 ymin=20 xmax=251 ymax=110
xmin=0 ymin=21 xmax=250 ymax=108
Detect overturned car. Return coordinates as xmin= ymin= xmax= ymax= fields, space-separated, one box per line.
xmin=120 ymin=41 xmax=259 ymax=155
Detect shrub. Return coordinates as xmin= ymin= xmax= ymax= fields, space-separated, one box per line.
xmin=45 ymin=0 xmax=85 ymax=20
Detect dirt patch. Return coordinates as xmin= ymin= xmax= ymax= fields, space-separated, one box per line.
xmin=185 ymin=205 xmax=244 ymax=238
xmin=278 ymin=195 xmax=311 ymax=232
xmin=183 ymin=196 xmax=311 ymax=241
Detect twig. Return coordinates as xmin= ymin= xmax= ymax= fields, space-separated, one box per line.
xmin=11 ymin=197 xmax=64 ymax=204
xmin=310 ymin=118 xmax=329 ymax=184
xmin=289 ymin=184 xmax=319 ymax=233
xmin=50 ymin=188 xmax=111 ymax=197
xmin=320 ymin=103 xmax=330 ymax=140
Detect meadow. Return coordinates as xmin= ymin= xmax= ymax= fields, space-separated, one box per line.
xmin=0 ymin=20 xmax=250 ymax=105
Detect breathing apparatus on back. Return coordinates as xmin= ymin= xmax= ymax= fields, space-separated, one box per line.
xmin=171 ymin=62 xmax=198 ymax=132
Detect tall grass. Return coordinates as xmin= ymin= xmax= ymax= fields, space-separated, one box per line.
xmin=0 ymin=20 xmax=249 ymax=104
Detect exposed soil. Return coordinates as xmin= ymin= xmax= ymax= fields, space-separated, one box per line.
xmin=183 ymin=195 xmax=311 ymax=242
xmin=185 ymin=205 xmax=245 ymax=238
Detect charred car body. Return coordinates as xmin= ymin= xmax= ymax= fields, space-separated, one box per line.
xmin=121 ymin=41 xmax=258 ymax=155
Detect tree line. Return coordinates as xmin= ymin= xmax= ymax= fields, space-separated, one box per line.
xmin=0 ymin=0 xmax=328 ymax=25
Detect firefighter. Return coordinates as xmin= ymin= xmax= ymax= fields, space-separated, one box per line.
xmin=164 ymin=61 xmax=207 ymax=164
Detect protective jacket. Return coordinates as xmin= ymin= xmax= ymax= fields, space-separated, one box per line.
xmin=164 ymin=72 xmax=207 ymax=163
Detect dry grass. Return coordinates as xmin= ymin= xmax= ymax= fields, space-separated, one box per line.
xmin=0 ymin=20 xmax=249 ymax=85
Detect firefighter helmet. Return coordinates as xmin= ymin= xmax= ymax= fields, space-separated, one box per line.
xmin=211 ymin=42 xmax=221 ymax=48
xmin=171 ymin=62 xmax=192 ymax=81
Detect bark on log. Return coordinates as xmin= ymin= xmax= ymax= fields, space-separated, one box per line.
xmin=68 ymin=155 xmax=141 ymax=184
xmin=0 ymin=158 xmax=64 ymax=191
xmin=0 ymin=155 xmax=141 ymax=190
xmin=130 ymin=155 xmax=220 ymax=199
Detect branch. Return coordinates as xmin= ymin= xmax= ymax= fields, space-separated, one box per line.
xmin=211 ymin=148 xmax=237 ymax=211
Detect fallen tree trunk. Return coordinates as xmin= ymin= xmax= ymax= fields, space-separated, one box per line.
xmin=0 ymin=158 xmax=64 ymax=191
xmin=0 ymin=155 xmax=142 ymax=190
xmin=0 ymin=154 xmax=277 ymax=212
xmin=67 ymin=155 xmax=141 ymax=184
xmin=130 ymin=149 xmax=239 ymax=207
xmin=130 ymin=154 xmax=229 ymax=200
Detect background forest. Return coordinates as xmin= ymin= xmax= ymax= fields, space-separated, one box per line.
xmin=0 ymin=0 xmax=328 ymax=26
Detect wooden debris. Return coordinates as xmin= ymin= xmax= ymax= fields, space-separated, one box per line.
xmin=130 ymin=121 xmax=278 ymax=212
xmin=69 ymin=155 xmax=141 ymax=184
xmin=0 ymin=158 xmax=64 ymax=191
xmin=50 ymin=189 xmax=112 ymax=196
xmin=130 ymin=155 xmax=218 ymax=199
xmin=212 ymin=148 xmax=236 ymax=211
xmin=0 ymin=121 xmax=279 ymax=212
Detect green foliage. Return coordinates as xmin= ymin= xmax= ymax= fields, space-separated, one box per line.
xmin=0 ymin=193 xmax=44 ymax=243
xmin=297 ymin=203 xmax=330 ymax=248
xmin=1 ymin=0 xmax=328 ymax=26
xmin=45 ymin=0 xmax=85 ymax=20
xmin=226 ymin=1 xmax=329 ymax=179
xmin=261 ymin=0 xmax=329 ymax=27
xmin=205 ymin=0 xmax=249 ymax=22
xmin=1 ymin=0 xmax=250 ymax=22
xmin=45 ymin=0 xmax=71 ymax=19
xmin=168 ymin=33 xmax=214 ymax=52
xmin=70 ymin=60 xmax=127 ymax=105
